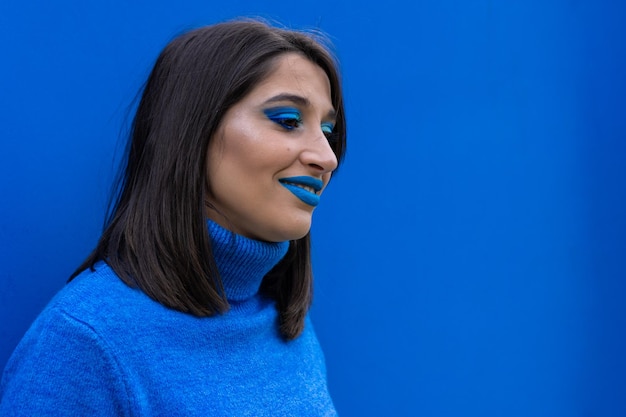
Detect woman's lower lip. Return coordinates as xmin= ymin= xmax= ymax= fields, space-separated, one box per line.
xmin=280 ymin=183 xmax=320 ymax=207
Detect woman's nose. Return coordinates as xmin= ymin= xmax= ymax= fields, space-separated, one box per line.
xmin=299 ymin=130 xmax=339 ymax=174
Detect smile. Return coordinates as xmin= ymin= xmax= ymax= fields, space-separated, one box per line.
xmin=279 ymin=176 xmax=323 ymax=207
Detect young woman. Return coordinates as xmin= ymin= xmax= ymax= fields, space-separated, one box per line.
xmin=0 ymin=19 xmax=346 ymax=416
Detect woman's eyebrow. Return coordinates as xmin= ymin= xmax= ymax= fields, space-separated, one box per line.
xmin=263 ymin=93 xmax=336 ymax=119
xmin=264 ymin=93 xmax=309 ymax=107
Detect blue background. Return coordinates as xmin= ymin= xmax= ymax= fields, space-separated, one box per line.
xmin=1 ymin=1 xmax=625 ymax=416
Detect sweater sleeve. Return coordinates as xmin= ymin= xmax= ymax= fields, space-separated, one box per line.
xmin=0 ymin=308 xmax=132 ymax=417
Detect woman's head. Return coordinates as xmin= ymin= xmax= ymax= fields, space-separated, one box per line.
xmin=133 ymin=20 xmax=344 ymax=214
xmin=73 ymin=19 xmax=346 ymax=339
xmin=206 ymin=52 xmax=339 ymax=242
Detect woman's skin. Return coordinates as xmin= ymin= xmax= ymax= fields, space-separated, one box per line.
xmin=205 ymin=53 xmax=338 ymax=242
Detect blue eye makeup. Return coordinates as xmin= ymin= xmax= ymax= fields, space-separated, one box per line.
xmin=264 ymin=107 xmax=302 ymax=130
xmin=264 ymin=106 xmax=338 ymax=143
xmin=321 ymin=121 xmax=338 ymax=143
xmin=321 ymin=122 xmax=334 ymax=135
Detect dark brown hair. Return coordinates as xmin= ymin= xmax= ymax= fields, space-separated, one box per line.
xmin=70 ymin=19 xmax=346 ymax=340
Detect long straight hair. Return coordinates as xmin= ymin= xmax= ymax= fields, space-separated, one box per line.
xmin=71 ymin=19 xmax=346 ymax=339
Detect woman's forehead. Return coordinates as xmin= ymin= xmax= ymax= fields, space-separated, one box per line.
xmin=247 ymin=53 xmax=333 ymax=111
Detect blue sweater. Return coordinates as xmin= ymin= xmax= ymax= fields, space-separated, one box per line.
xmin=0 ymin=221 xmax=337 ymax=416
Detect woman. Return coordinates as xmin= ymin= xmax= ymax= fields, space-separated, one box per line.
xmin=0 ymin=19 xmax=346 ymax=416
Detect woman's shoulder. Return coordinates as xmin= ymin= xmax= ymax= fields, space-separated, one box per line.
xmin=0 ymin=264 xmax=136 ymax=415
xmin=26 ymin=261 xmax=177 ymax=346
xmin=47 ymin=262 xmax=145 ymax=322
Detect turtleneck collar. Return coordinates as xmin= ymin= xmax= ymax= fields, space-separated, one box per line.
xmin=207 ymin=219 xmax=290 ymax=302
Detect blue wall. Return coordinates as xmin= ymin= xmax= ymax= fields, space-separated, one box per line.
xmin=1 ymin=1 xmax=625 ymax=416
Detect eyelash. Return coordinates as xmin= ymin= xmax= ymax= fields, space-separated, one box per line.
xmin=265 ymin=108 xmax=303 ymax=130
xmin=264 ymin=107 xmax=337 ymax=142
xmin=321 ymin=122 xmax=338 ymax=143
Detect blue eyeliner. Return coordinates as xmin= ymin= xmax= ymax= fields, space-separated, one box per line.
xmin=264 ymin=107 xmax=302 ymax=130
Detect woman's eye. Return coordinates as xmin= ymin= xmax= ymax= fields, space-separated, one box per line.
xmin=321 ymin=122 xmax=338 ymax=143
xmin=277 ymin=116 xmax=302 ymax=129
xmin=264 ymin=107 xmax=302 ymax=130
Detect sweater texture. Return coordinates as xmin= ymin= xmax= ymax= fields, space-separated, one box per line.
xmin=0 ymin=220 xmax=336 ymax=416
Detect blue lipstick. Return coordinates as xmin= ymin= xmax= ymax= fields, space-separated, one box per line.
xmin=278 ymin=176 xmax=323 ymax=207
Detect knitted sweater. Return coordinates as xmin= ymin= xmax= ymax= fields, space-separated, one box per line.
xmin=0 ymin=220 xmax=337 ymax=416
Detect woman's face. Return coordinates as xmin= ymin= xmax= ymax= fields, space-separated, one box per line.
xmin=205 ymin=53 xmax=338 ymax=242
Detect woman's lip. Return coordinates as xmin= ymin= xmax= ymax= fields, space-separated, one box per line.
xmin=278 ymin=176 xmax=323 ymax=192
xmin=279 ymin=181 xmax=321 ymax=207
xmin=278 ymin=176 xmax=324 ymax=206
